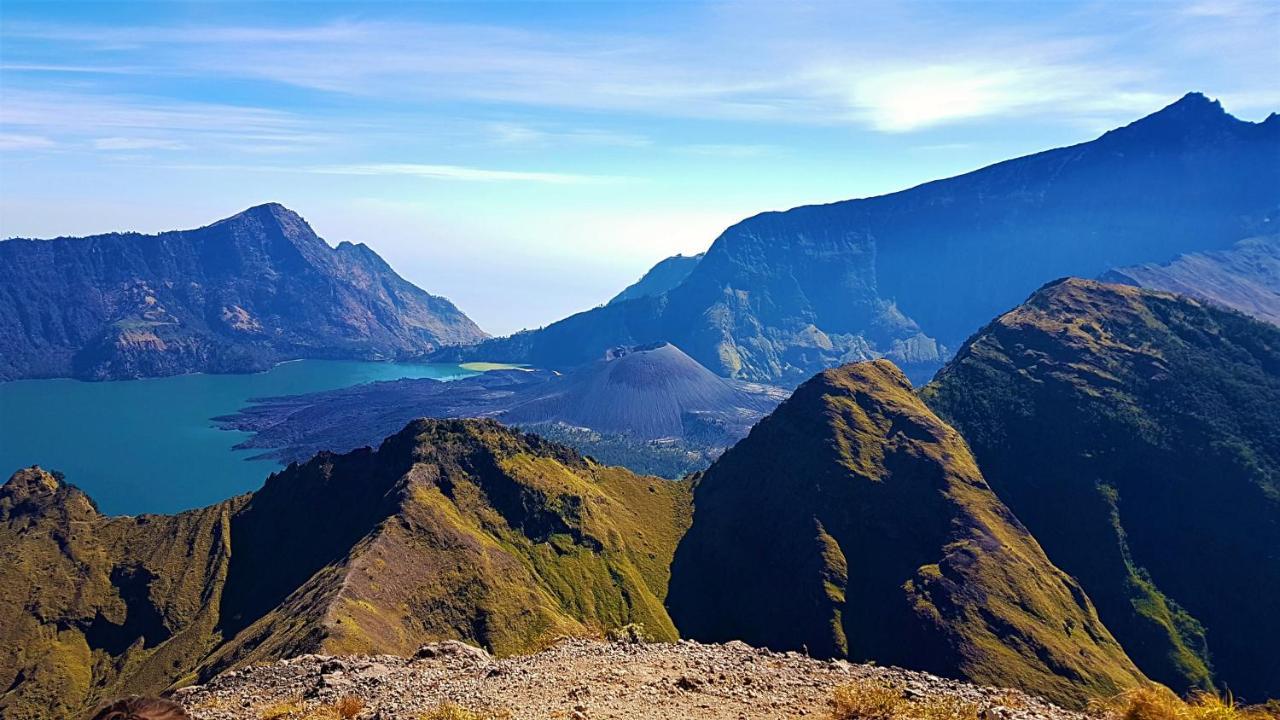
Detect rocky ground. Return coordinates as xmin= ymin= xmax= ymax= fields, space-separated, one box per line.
xmin=178 ymin=638 xmax=1092 ymax=720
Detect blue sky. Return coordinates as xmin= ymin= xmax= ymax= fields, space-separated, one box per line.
xmin=1 ymin=1 xmax=1278 ymax=334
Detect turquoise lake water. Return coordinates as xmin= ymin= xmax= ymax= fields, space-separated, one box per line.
xmin=0 ymin=360 xmax=478 ymax=515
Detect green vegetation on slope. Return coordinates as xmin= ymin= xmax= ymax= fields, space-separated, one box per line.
xmin=0 ymin=419 xmax=692 ymax=719
xmin=667 ymin=360 xmax=1146 ymax=708
xmin=922 ymin=278 xmax=1280 ymax=700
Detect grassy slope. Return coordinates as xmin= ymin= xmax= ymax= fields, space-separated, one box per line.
xmin=0 ymin=468 xmax=245 ymax=720
xmin=922 ymin=278 xmax=1280 ymax=699
xmin=668 ymin=360 xmax=1145 ymax=708
xmin=0 ymin=420 xmax=692 ymax=718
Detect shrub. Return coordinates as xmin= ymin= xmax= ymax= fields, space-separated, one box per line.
xmin=605 ymin=623 xmax=652 ymax=644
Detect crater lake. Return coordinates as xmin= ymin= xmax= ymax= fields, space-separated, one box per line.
xmin=0 ymin=360 xmax=481 ymax=514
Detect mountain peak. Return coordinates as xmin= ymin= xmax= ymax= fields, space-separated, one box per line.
xmin=1100 ymin=91 xmax=1244 ymax=144
xmin=214 ymin=202 xmax=319 ymax=243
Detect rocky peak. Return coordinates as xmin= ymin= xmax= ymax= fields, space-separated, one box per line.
xmin=207 ymin=203 xmax=329 ymax=258
xmin=0 ymin=466 xmax=98 ymax=520
xmin=1098 ymin=91 xmax=1248 ymax=146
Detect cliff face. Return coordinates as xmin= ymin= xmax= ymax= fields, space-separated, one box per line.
xmin=0 ymin=420 xmax=691 ymax=719
xmin=923 ymin=279 xmax=1280 ymax=699
xmin=438 ymin=93 xmax=1279 ymax=386
xmin=667 ymin=360 xmax=1145 ymax=708
xmin=0 ymin=203 xmax=486 ymax=380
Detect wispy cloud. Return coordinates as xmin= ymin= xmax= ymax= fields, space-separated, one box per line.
xmin=0 ymin=89 xmax=327 ymax=152
xmin=9 ymin=8 xmax=1255 ymax=134
xmin=309 ymin=162 xmax=626 ymax=184
xmin=486 ymin=122 xmax=651 ymax=148
xmin=94 ymin=137 xmax=188 ymax=151
xmin=0 ymin=133 xmax=56 ymax=151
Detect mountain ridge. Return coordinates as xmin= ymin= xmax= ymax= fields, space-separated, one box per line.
xmin=922 ymin=277 xmax=1280 ymax=699
xmin=0 ymin=419 xmax=691 ymax=719
xmin=0 ymin=203 xmax=486 ymax=381
xmin=433 ymin=92 xmax=1279 ymax=387
xmin=667 ymin=359 xmax=1146 ymax=708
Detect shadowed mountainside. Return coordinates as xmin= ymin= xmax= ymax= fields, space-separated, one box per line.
xmin=1101 ymin=234 xmax=1280 ymax=326
xmin=667 ymin=360 xmax=1146 ymax=708
xmin=0 ymin=203 xmax=486 ymax=380
xmin=434 ymin=93 xmax=1279 ymax=387
xmin=0 ymin=420 xmax=691 ymax=719
xmin=922 ymin=278 xmax=1280 ymax=699
xmin=608 ymin=253 xmax=704 ymax=305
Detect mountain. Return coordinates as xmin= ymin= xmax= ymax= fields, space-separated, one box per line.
xmin=921 ymin=278 xmax=1280 ymax=699
xmin=0 ymin=203 xmax=486 ymax=381
xmin=434 ymin=93 xmax=1279 ymax=386
xmin=1101 ymin=234 xmax=1280 ymax=326
xmin=0 ymin=420 xmax=691 ymax=719
xmin=608 ymin=253 xmax=704 ymax=304
xmin=666 ymin=360 xmax=1146 ymax=708
xmin=217 ymin=343 xmax=788 ymax=477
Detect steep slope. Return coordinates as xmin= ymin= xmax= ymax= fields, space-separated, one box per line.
xmin=0 ymin=468 xmax=243 ymax=720
xmin=608 ymin=253 xmax=704 ymax=305
xmin=218 ymin=344 xmax=787 ymax=477
xmin=0 ymin=203 xmax=486 ymax=380
xmin=922 ymin=279 xmax=1280 ymax=699
xmin=0 ymin=420 xmax=692 ymax=719
xmin=1101 ymin=235 xmax=1280 ymax=326
xmin=666 ymin=361 xmax=1145 ymax=708
xmin=437 ymin=93 xmax=1279 ymax=386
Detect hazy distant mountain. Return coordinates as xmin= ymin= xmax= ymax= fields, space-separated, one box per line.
xmin=435 ymin=93 xmax=1279 ymax=386
xmin=0 ymin=203 xmax=486 ymax=380
xmin=218 ymin=343 xmax=787 ymax=477
xmin=608 ymin=253 xmax=703 ymax=304
xmin=0 ymin=421 xmax=690 ymax=718
xmin=923 ymin=279 xmax=1280 ymax=698
xmin=667 ymin=360 xmax=1145 ymax=708
xmin=1101 ymin=235 xmax=1280 ymax=325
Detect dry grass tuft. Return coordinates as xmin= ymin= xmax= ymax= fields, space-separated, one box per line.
xmin=259 ymin=701 xmax=306 ymax=720
xmin=256 ymin=695 xmax=368 ymax=720
xmin=829 ymin=678 xmax=979 ymax=720
xmin=830 ymin=679 xmax=908 ymax=720
xmin=1092 ymin=686 xmax=1276 ymax=720
xmin=334 ymin=695 xmax=365 ymax=719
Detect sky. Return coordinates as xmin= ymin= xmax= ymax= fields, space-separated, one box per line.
xmin=1 ymin=1 xmax=1278 ymax=335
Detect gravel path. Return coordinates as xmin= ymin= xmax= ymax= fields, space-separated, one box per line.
xmin=179 ymin=639 xmax=1093 ymax=720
